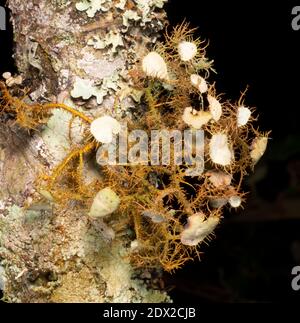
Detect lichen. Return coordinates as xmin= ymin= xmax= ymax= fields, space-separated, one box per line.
xmin=87 ymin=31 xmax=124 ymax=53
xmin=70 ymin=74 xmax=119 ymax=105
xmin=2 ymin=0 xmax=170 ymax=303
xmin=134 ymin=0 xmax=168 ymax=23
xmin=122 ymin=10 xmax=141 ymax=28
xmin=75 ymin=0 xmax=110 ymax=18
xmin=41 ymin=109 xmax=72 ymax=163
xmin=0 ymin=22 xmax=270 ymax=273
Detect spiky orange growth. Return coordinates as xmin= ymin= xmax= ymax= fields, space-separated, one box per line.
xmin=114 ymin=23 xmax=269 ymax=271
xmin=0 ymin=80 xmax=98 ymax=203
xmin=0 ymin=81 xmax=92 ymax=128
xmin=0 ymin=23 xmax=270 ymax=272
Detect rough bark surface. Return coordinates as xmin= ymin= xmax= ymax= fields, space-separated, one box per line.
xmin=0 ymin=0 xmax=170 ymax=302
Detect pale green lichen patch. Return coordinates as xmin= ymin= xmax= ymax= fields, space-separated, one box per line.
xmin=119 ymin=84 xmax=144 ymax=103
xmin=71 ymin=73 xmax=120 ymax=105
xmin=70 ymin=77 xmax=95 ymax=101
xmin=102 ymin=72 xmax=119 ymax=91
xmin=24 ymin=209 xmax=43 ymax=224
xmin=98 ymin=243 xmax=170 ymax=303
xmin=70 ymin=77 xmax=107 ymax=105
xmin=5 ymin=205 xmax=23 ymax=221
xmin=107 ymin=31 xmax=124 ymax=53
xmin=87 ymin=31 xmax=124 ymax=53
xmin=41 ymin=109 xmax=72 ymax=163
xmin=122 ymin=10 xmax=141 ymax=28
xmin=122 ymin=1 xmax=168 ymax=27
xmin=87 ymin=36 xmax=106 ymax=50
xmin=75 ymin=0 xmax=110 ymax=18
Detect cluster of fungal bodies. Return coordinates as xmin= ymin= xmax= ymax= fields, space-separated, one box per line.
xmin=0 ymin=23 xmax=269 ymax=272
xmin=86 ymin=23 xmax=269 ymax=270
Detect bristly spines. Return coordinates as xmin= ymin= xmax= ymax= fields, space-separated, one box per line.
xmin=124 ymin=23 xmax=269 ymax=270
xmin=0 ymin=22 xmax=270 ymax=273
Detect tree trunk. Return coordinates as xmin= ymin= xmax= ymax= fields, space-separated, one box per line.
xmin=0 ymin=0 xmax=170 ymax=303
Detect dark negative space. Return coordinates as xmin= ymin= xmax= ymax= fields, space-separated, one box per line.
xmin=164 ymin=0 xmax=300 ymax=302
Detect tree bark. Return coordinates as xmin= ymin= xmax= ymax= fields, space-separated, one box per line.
xmin=0 ymin=0 xmax=170 ymax=303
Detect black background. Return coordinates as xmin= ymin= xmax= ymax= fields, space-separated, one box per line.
xmin=0 ymin=0 xmax=300 ymax=303
xmin=164 ymin=0 xmax=300 ymax=303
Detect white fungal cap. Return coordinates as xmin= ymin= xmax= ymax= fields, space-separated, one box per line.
xmin=14 ymin=75 xmax=23 ymax=85
xmin=142 ymin=210 xmax=166 ymax=223
xmin=182 ymin=107 xmax=212 ymax=129
xmin=190 ymin=74 xmax=208 ymax=93
xmin=207 ymin=170 xmax=232 ymax=187
xmin=250 ymin=136 xmax=268 ymax=164
xmin=142 ymin=52 xmax=169 ymax=80
xmin=237 ymin=106 xmax=251 ymax=127
xmin=207 ymin=95 xmax=222 ymax=121
xmin=228 ymin=196 xmax=242 ymax=208
xmin=178 ymin=41 xmax=197 ymax=62
xmin=209 ymin=197 xmax=228 ymax=208
xmin=2 ymin=72 xmax=11 ymax=80
xmin=209 ymin=133 xmax=233 ymax=166
xmin=130 ymin=239 xmax=139 ymax=252
xmin=180 ymin=213 xmax=220 ymax=246
xmin=89 ymin=187 xmax=120 ymax=218
xmin=2 ymin=73 xmax=23 ymax=87
xmin=90 ymin=116 xmax=121 ymax=144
